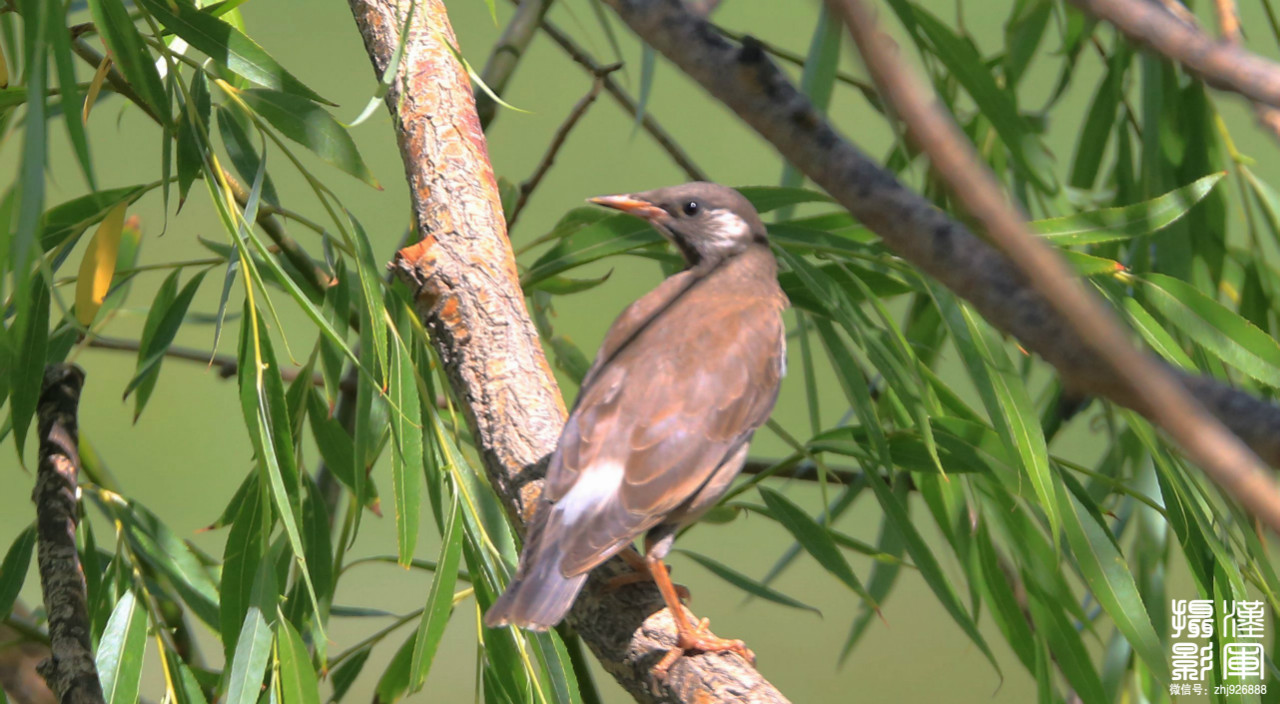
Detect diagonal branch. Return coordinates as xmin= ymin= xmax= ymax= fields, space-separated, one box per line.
xmin=826 ymin=0 xmax=1280 ymax=531
xmin=1066 ymin=0 xmax=1280 ymax=111
xmin=596 ymin=1 xmax=1280 ymax=481
xmin=345 ymin=1 xmax=787 ymax=701
xmin=31 ymin=364 xmax=104 ymax=704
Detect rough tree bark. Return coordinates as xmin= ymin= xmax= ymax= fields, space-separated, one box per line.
xmin=345 ymin=1 xmax=789 ymax=701
xmin=31 ymin=365 xmax=104 ymax=704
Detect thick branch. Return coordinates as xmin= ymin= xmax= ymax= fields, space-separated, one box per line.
xmin=1067 ymin=0 xmax=1280 ymax=110
xmin=598 ymin=0 xmax=1280 ymax=476
xmin=346 ymin=1 xmax=785 ymax=701
xmin=31 ymin=365 xmax=104 ymax=704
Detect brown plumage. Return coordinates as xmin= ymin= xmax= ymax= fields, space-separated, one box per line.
xmin=485 ymin=183 xmax=788 ymax=671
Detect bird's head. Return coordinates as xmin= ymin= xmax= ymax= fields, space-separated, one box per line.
xmin=589 ymin=182 xmax=766 ymax=267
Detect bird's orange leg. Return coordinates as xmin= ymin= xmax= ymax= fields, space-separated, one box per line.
xmin=603 ymin=548 xmax=690 ymax=601
xmin=646 ymin=550 xmax=754 ymax=680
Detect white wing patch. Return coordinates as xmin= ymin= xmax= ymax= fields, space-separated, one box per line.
xmin=554 ymin=461 xmax=625 ymax=524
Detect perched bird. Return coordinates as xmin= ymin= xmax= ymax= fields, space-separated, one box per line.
xmin=485 ymin=182 xmax=788 ymax=674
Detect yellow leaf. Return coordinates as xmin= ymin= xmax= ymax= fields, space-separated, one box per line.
xmin=83 ymin=55 xmax=112 ymax=125
xmin=75 ymin=202 xmax=128 ymax=326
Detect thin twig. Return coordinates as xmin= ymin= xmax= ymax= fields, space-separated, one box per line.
xmin=476 ymin=0 xmax=554 ymax=129
xmin=526 ymin=9 xmax=709 ymax=182
xmin=31 ymin=365 xmax=105 ymax=704
xmin=831 ymin=0 xmax=1280 ymax=532
xmin=219 ymin=168 xmax=334 ymax=294
xmin=84 ymin=336 xmax=356 ymax=392
xmin=507 ymin=64 xmax=620 ymax=230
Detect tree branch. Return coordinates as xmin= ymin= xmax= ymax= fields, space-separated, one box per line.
xmin=347 ymin=1 xmax=786 ymax=701
xmin=1066 ymin=0 xmax=1280 ymax=111
xmin=524 ymin=6 xmax=709 ymax=182
xmin=508 ymin=63 xmax=620 ymax=229
xmin=31 ymin=364 xmax=104 ymax=704
xmin=476 ymin=0 xmax=553 ymax=129
xmin=827 ymin=0 xmax=1280 ymax=532
xmin=597 ymin=2 xmax=1280 ymax=485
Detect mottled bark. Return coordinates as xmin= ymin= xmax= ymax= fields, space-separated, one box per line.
xmin=346 ymin=1 xmax=788 ymax=701
xmin=599 ymin=0 xmax=1280 ymax=473
xmin=31 ymin=364 xmax=104 ymax=704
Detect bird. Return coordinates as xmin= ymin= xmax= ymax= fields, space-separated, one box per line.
xmin=484 ymin=182 xmax=789 ymax=676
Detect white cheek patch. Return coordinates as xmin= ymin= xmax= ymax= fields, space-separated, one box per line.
xmin=554 ymin=461 xmax=625 ymax=524
xmin=704 ymin=209 xmax=751 ymax=251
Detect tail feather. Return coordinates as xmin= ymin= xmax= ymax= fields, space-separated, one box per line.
xmin=484 ymin=545 xmax=588 ymax=630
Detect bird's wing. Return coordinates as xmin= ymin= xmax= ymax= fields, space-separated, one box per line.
xmin=545 ymin=291 xmax=786 ymax=577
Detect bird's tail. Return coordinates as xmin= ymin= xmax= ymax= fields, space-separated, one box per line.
xmin=484 ymin=510 xmax=588 ymax=630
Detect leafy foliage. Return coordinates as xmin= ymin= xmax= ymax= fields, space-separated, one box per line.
xmin=1 ymin=1 xmax=1279 ymax=703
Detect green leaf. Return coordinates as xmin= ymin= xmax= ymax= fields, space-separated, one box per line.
xmin=521 ymin=214 xmax=661 ymax=288
xmin=10 ymin=278 xmax=49 ymax=463
xmin=136 ymin=0 xmax=331 ymax=104
xmin=839 ymin=480 xmax=907 ymax=661
xmin=329 ymin=646 xmax=372 ymax=702
xmin=225 ymin=607 xmax=273 ymax=704
xmin=217 ymin=107 xmax=280 ymax=207
xmin=1034 ymin=172 xmax=1224 ymax=245
xmin=0 ymin=526 xmax=36 ymax=619
xmin=46 ymin=0 xmax=94 ymax=188
xmin=375 ymin=634 xmax=415 ymax=703
xmin=237 ymin=306 xmax=324 ymax=635
xmin=1026 ymin=587 xmax=1108 ymax=704
xmin=908 ymin=5 xmax=1056 ymax=191
xmin=87 ymin=0 xmax=171 ymax=123
xmin=96 ymin=590 xmax=149 ymax=704
xmin=12 ymin=0 xmax=47 ymax=318
xmin=175 ymin=71 xmax=211 ymax=207
xmin=858 ymin=452 xmax=1001 ymax=675
xmin=220 ymin=475 xmax=269 ymax=659
xmin=757 ymin=486 xmax=876 ymax=607
xmin=408 ymin=495 xmax=463 ymax=692
xmin=40 ymin=185 xmax=150 ymax=252
xmin=391 ymin=337 xmax=423 ymax=566
xmin=275 ymin=617 xmax=321 ymax=704
xmin=238 ymin=89 xmax=378 ymax=186
xmin=677 ymin=549 xmax=820 ymax=614
xmin=1141 ymin=272 xmax=1280 ymax=387
xmin=1056 ymin=481 xmax=1167 ymax=681
xmin=112 ymin=501 xmax=221 ymax=629
xmin=125 ymin=270 xmax=208 ymax=418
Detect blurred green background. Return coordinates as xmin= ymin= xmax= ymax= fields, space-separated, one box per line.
xmin=4 ymin=0 xmax=1280 ymax=701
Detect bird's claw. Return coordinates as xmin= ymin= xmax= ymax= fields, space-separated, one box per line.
xmin=652 ymin=616 xmax=755 ymax=681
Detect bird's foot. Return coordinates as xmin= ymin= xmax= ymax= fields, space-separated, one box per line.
xmin=652 ymin=617 xmax=755 ymax=681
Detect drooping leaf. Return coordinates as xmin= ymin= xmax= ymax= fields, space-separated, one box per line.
xmin=75 ymin=202 xmax=127 ymax=326
xmin=136 ymin=0 xmax=331 ymax=104
xmin=224 ymin=607 xmax=273 ymax=704
xmin=96 ymin=590 xmax=149 ymax=704
xmin=238 ymin=89 xmax=378 ymax=186
xmin=0 ymin=526 xmax=36 ymax=620
xmin=87 ymin=0 xmax=171 ymax=123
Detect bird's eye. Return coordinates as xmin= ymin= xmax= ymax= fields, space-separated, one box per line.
xmin=682 ymin=200 xmax=700 ymax=216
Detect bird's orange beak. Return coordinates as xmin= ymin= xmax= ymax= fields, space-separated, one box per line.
xmin=588 ymin=194 xmax=668 ymax=221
